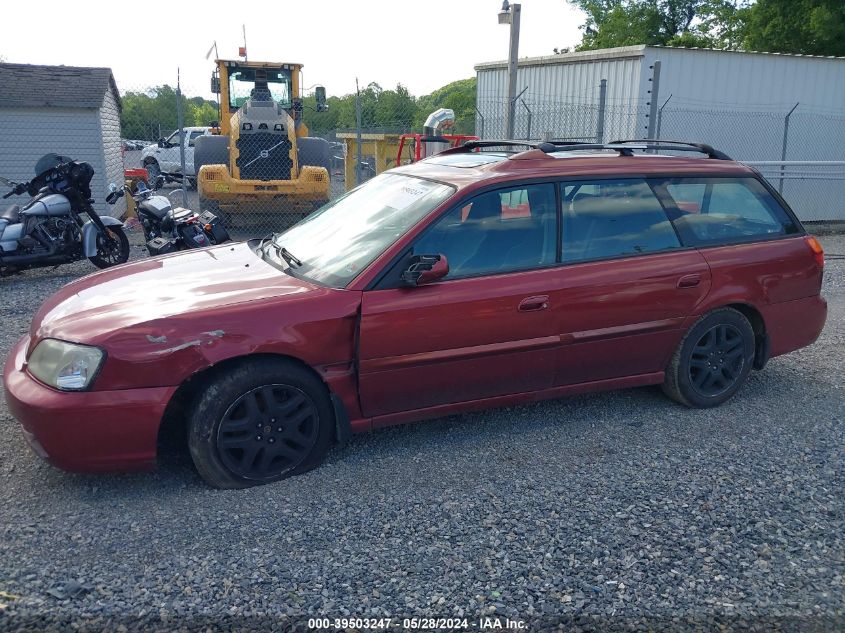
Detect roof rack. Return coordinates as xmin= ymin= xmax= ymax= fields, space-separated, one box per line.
xmin=447 ymin=140 xmax=542 ymax=152
xmin=607 ymin=139 xmax=732 ymax=160
xmin=444 ymin=138 xmax=732 ymax=160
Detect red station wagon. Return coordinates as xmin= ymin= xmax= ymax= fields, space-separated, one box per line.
xmin=3 ymin=140 xmax=828 ymax=488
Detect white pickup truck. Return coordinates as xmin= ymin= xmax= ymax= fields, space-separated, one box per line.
xmin=140 ymin=127 xmax=212 ymax=186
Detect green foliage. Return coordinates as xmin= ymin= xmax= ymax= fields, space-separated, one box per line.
xmin=570 ymin=0 xmax=748 ymax=51
xmin=743 ymin=0 xmax=845 ymax=56
xmin=414 ymin=78 xmax=477 ymax=135
xmin=302 ymin=77 xmax=477 ymax=136
xmin=567 ymin=0 xmax=842 ymax=56
xmin=122 ymin=78 xmax=478 ymax=140
xmin=120 ymin=86 xmax=219 ymax=140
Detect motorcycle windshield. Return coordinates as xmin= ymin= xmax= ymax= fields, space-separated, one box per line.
xmin=34 ymin=154 xmax=73 ymax=177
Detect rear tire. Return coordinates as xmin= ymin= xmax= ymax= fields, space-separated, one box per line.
xmin=194 ymin=135 xmax=230 ymax=174
xmin=297 ymin=137 xmax=331 ymax=174
xmin=662 ymin=308 xmax=755 ymax=408
xmin=88 ymin=226 xmax=130 ymax=269
xmin=187 ymin=358 xmax=334 ymax=489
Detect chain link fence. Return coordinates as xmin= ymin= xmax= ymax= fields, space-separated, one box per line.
xmin=109 ymin=78 xmax=480 ymax=240
xmin=3 ymin=70 xmax=841 ymax=243
xmin=475 ymin=92 xmax=845 ymax=223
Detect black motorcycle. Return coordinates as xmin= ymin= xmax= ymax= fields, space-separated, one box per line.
xmin=109 ymin=179 xmax=230 ymax=255
xmin=0 ymin=154 xmax=130 ymax=275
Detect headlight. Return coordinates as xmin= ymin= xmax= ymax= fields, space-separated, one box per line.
xmin=27 ymin=339 xmax=105 ymax=391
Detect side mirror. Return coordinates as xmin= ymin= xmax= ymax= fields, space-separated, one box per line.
xmin=157 ymin=138 xmax=166 ymax=148
xmin=401 ymin=254 xmax=449 ymax=287
xmin=105 ymin=184 xmax=125 ymax=204
xmin=315 ymin=86 xmax=328 ymax=112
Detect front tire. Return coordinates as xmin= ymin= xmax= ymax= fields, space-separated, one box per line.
xmin=188 ymin=358 xmax=334 ymax=489
xmin=144 ymin=160 xmax=161 ymax=188
xmin=662 ymin=307 xmax=756 ymax=408
xmin=88 ymin=226 xmax=130 ymax=269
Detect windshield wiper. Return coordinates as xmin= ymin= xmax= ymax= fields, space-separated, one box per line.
xmin=258 ymin=233 xmax=279 ymax=262
xmin=279 ymin=247 xmax=302 ymax=268
xmin=258 ymin=233 xmax=302 ymax=268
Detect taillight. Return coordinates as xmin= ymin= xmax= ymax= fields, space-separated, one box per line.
xmin=805 ymin=235 xmax=824 ymax=269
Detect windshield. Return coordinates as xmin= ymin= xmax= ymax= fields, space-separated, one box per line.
xmin=271 ymin=173 xmax=454 ymax=287
xmin=229 ymin=67 xmax=292 ymax=110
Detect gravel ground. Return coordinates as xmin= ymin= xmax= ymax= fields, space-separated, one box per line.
xmin=0 ymin=235 xmax=843 ymax=632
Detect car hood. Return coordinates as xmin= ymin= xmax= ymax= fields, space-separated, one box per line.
xmin=30 ymin=242 xmax=321 ymax=345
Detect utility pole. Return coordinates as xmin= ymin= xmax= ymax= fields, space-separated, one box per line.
xmin=176 ymin=68 xmax=188 ymax=208
xmin=355 ymin=78 xmax=363 ymax=186
xmin=499 ymin=2 xmax=521 ymax=140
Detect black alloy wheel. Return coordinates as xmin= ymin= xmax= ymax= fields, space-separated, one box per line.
xmin=662 ymin=307 xmax=756 ymax=408
xmin=187 ymin=357 xmax=334 ymax=488
xmin=216 ymin=384 xmax=319 ymax=481
xmin=687 ymin=323 xmax=746 ymax=398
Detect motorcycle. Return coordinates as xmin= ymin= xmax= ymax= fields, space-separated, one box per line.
xmin=108 ymin=177 xmax=230 ymax=256
xmin=0 ymin=154 xmax=129 ymax=275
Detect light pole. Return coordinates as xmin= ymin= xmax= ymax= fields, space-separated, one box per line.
xmin=499 ymin=1 xmax=521 ymax=140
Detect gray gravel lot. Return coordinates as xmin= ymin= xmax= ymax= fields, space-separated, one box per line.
xmin=0 ymin=235 xmax=843 ymax=632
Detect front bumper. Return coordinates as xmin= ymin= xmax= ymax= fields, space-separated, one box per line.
xmin=3 ymin=335 xmax=177 ymax=473
xmin=198 ymin=164 xmax=330 ymax=208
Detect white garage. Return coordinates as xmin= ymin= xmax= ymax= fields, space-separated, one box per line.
xmin=0 ymin=62 xmax=125 ymax=216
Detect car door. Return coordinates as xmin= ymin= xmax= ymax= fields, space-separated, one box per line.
xmin=358 ymin=183 xmax=560 ymax=420
xmin=155 ymin=130 xmax=180 ymax=172
xmin=551 ymin=178 xmax=712 ymax=386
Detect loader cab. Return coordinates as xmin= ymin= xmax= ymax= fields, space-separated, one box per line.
xmin=211 ymin=60 xmax=303 ymax=137
xmin=228 ymin=67 xmax=292 ymax=110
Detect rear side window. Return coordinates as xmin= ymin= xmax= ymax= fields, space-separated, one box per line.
xmin=658 ymin=177 xmax=799 ymax=245
xmin=561 ymin=179 xmax=680 ymax=263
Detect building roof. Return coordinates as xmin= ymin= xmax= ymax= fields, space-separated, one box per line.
xmin=0 ymin=62 xmax=121 ymax=110
xmin=475 ymin=44 xmax=845 ymax=71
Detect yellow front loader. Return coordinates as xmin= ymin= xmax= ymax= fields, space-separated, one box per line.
xmin=195 ymin=59 xmax=330 ymax=224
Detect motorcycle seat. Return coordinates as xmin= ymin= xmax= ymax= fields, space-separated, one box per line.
xmin=1 ymin=204 xmax=21 ymax=224
xmin=138 ymin=200 xmax=170 ymax=220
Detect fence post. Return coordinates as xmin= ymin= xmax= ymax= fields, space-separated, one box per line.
xmin=175 ymin=68 xmax=188 ymax=209
xmin=596 ymin=78 xmax=607 ymax=143
xmin=780 ymin=102 xmax=799 ymax=194
xmin=655 ymin=94 xmax=672 ymax=141
xmin=520 ymin=100 xmax=533 ymax=140
xmin=475 ymin=106 xmax=485 ymax=140
xmin=645 ymin=60 xmax=661 ymax=140
xmin=355 ymin=78 xmax=363 ymax=187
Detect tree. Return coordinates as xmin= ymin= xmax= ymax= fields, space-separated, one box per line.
xmin=569 ymin=0 xmax=749 ymax=51
xmin=414 ymin=78 xmax=477 ymax=135
xmin=120 ymin=86 xmax=219 ymax=139
xmin=123 ymin=78 xmax=478 ymax=140
xmin=743 ymin=0 xmax=845 ymax=56
xmin=567 ymin=0 xmax=844 ymax=56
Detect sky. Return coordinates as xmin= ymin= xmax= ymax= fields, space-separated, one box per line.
xmin=0 ymin=0 xmax=584 ymax=99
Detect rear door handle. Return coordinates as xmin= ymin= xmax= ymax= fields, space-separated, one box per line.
xmin=677 ymin=274 xmax=701 ymax=289
xmin=518 ymin=295 xmax=549 ymax=312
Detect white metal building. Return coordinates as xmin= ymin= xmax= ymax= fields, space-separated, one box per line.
xmin=475 ymin=46 xmax=845 ymax=220
xmin=0 ymin=63 xmax=125 ymax=217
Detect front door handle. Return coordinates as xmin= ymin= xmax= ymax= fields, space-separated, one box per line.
xmin=677 ymin=274 xmax=701 ymax=289
xmin=518 ymin=295 xmax=549 ymax=312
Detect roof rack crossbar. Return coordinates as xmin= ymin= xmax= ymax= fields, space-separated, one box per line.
xmin=608 ymin=139 xmax=732 ymax=160
xmin=438 ymin=138 xmax=732 ymax=160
